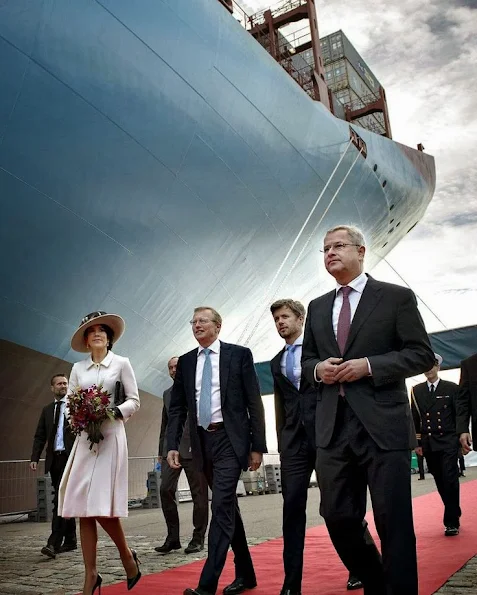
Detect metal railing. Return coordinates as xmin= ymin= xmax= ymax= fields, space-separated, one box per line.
xmin=0 ymin=454 xmax=284 ymax=516
xmin=0 ymin=457 xmax=158 ymax=516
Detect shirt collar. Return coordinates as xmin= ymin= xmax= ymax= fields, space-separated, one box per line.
xmin=86 ymin=350 xmax=114 ymax=369
xmin=198 ymin=338 xmax=221 ymax=356
xmin=427 ymin=378 xmax=440 ymax=389
xmin=335 ymin=271 xmax=368 ymax=295
xmin=286 ymin=334 xmax=303 ymax=349
xmin=55 ymin=397 xmax=66 ymax=404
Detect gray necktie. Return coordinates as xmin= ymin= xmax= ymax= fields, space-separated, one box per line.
xmin=198 ymin=348 xmax=212 ymax=429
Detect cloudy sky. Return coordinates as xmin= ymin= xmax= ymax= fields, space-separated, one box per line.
xmin=243 ymin=0 xmax=477 ymax=338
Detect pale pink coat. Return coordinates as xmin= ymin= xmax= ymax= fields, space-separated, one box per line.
xmin=58 ymin=351 xmax=140 ymax=518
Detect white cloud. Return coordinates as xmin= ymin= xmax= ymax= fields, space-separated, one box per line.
xmin=242 ymin=0 xmax=477 ymax=337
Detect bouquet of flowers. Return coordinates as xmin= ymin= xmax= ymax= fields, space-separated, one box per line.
xmin=67 ymin=384 xmax=115 ymax=450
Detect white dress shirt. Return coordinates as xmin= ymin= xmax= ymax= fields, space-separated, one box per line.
xmin=54 ymin=398 xmax=66 ymax=452
xmin=195 ymin=338 xmax=222 ymax=424
xmin=280 ymin=335 xmax=303 ymax=390
xmin=315 ymin=271 xmax=371 ymax=381
xmin=332 ymin=271 xmax=368 ymax=334
xmin=427 ymin=379 xmax=440 ymax=391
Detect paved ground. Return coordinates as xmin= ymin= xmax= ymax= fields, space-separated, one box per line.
xmin=0 ymin=470 xmax=475 ymax=595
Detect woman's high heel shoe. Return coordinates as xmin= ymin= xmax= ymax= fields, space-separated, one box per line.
xmin=92 ymin=573 xmax=103 ymax=595
xmin=127 ymin=549 xmax=141 ymax=591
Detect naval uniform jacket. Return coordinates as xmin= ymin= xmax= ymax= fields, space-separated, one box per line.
xmin=411 ymin=379 xmax=460 ymax=452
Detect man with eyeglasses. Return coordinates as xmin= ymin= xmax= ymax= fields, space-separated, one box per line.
xmin=167 ymin=307 xmax=267 ymax=595
xmin=302 ymin=225 xmax=434 ymax=595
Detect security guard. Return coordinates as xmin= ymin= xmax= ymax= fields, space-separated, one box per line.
xmin=411 ymin=353 xmax=461 ymax=536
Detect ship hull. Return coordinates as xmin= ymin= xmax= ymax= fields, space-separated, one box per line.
xmin=0 ymin=0 xmax=435 ymax=399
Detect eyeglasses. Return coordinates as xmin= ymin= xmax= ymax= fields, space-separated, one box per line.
xmin=320 ymin=243 xmax=360 ymax=254
xmin=189 ymin=318 xmax=213 ymax=326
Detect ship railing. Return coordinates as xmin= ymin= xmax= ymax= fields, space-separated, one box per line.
xmin=248 ymin=0 xmax=308 ymax=28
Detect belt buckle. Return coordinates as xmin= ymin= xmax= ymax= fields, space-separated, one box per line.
xmin=206 ymin=425 xmax=216 ymax=433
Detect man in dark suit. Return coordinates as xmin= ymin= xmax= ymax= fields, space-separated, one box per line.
xmin=30 ymin=374 xmax=76 ymax=559
xmin=167 ymin=306 xmax=267 ymax=595
xmin=456 ymin=352 xmax=477 ymax=456
xmin=302 ymin=225 xmax=435 ymax=595
xmin=155 ymin=356 xmax=209 ymax=555
xmin=270 ymin=298 xmax=372 ymax=593
xmin=411 ymin=353 xmax=461 ymax=535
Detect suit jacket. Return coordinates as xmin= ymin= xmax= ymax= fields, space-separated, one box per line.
xmin=302 ymin=275 xmax=435 ymax=450
xmin=270 ymin=348 xmax=317 ymax=455
xmin=456 ymin=353 xmax=477 ymax=435
xmin=411 ymin=379 xmax=459 ymax=452
xmin=159 ymin=386 xmax=192 ymax=459
xmin=30 ymin=400 xmax=75 ymax=474
xmin=166 ymin=341 xmax=267 ymax=471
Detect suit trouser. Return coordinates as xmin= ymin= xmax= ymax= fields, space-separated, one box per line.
xmin=198 ymin=427 xmax=255 ymax=594
xmin=458 ymin=454 xmax=465 ymax=474
xmin=48 ymin=452 xmax=76 ymax=550
xmin=280 ymin=440 xmax=316 ymax=592
xmin=424 ymin=446 xmax=461 ymax=527
xmin=160 ymin=457 xmax=209 ymax=543
xmin=317 ymin=399 xmax=416 ymax=595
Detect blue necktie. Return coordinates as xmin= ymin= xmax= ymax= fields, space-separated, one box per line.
xmin=286 ymin=345 xmax=298 ymax=388
xmin=199 ymin=348 xmax=212 ymax=429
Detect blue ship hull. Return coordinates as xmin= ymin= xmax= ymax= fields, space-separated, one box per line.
xmin=0 ymin=0 xmax=435 ymax=397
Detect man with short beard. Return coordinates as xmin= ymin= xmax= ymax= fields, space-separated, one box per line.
xmin=30 ymin=374 xmax=76 ymax=559
xmin=270 ymin=298 xmax=375 ymax=593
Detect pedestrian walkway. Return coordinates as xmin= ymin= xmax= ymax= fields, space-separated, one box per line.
xmin=0 ymin=470 xmax=475 ymax=595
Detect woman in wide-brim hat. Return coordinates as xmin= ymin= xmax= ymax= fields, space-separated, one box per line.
xmin=58 ymin=311 xmax=141 ymax=594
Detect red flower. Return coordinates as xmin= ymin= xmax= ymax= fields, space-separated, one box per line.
xmin=67 ymin=384 xmax=115 ymax=450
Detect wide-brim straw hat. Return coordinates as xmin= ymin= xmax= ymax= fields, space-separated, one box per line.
xmin=71 ymin=311 xmax=125 ymax=353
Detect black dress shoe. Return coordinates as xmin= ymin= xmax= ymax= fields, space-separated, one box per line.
xmin=184 ymin=588 xmax=213 ymax=595
xmin=223 ymin=578 xmax=257 ymax=595
xmin=184 ymin=540 xmax=204 ymax=554
xmin=347 ymin=575 xmax=363 ymax=590
xmin=280 ymin=590 xmax=301 ymax=595
xmin=58 ymin=543 xmax=78 ymax=553
xmin=41 ymin=545 xmax=56 ymax=559
xmin=155 ymin=539 xmax=182 ymax=553
xmin=445 ymin=526 xmax=460 ymax=536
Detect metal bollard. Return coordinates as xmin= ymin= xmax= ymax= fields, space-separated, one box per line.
xmin=36 ymin=475 xmax=53 ymax=522
xmin=144 ymin=471 xmax=162 ymax=509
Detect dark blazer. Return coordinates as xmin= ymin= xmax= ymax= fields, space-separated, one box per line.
xmin=30 ymin=400 xmax=75 ymax=474
xmin=411 ymin=379 xmax=459 ymax=452
xmin=456 ymin=353 xmax=477 ymax=435
xmin=159 ymin=386 xmax=192 ymax=459
xmin=270 ymin=348 xmax=316 ymax=455
xmin=302 ymin=275 xmax=435 ymax=450
xmin=167 ymin=341 xmax=267 ymax=471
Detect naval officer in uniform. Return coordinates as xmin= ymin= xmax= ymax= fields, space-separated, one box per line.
xmin=411 ymin=353 xmax=461 ymax=535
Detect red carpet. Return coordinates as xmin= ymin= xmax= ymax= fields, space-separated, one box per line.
xmin=102 ymin=480 xmax=477 ymax=595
